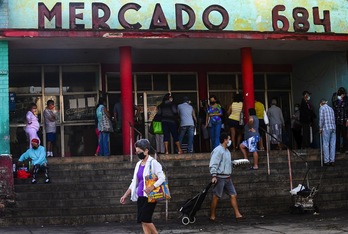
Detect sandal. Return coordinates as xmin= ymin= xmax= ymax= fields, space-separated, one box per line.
xmin=178 ymin=150 xmax=184 ymax=154
xmin=249 ymin=167 xmax=259 ymax=170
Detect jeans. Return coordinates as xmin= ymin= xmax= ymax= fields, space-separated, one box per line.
xmin=209 ymin=122 xmax=222 ymax=150
xmin=178 ymin=126 xmax=195 ymax=153
xmin=322 ymin=129 xmax=336 ymax=163
xmin=99 ymin=132 xmax=110 ymax=156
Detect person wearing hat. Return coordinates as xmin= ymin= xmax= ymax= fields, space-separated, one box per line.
xmin=300 ymin=91 xmax=316 ymax=149
xmin=18 ymin=138 xmax=50 ymax=184
xmin=319 ymin=98 xmax=336 ymax=166
xmin=291 ymin=103 xmax=302 ymax=149
xmin=178 ymin=96 xmax=197 ymax=153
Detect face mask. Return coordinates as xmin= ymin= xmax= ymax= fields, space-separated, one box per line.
xmin=210 ymin=101 xmax=216 ymax=105
xmin=294 ymin=107 xmax=299 ymax=111
xmin=32 ymin=145 xmax=38 ymax=150
xmin=169 ymin=98 xmax=173 ymax=102
xmin=227 ymin=140 xmax=232 ymax=147
xmin=137 ymin=152 xmax=146 ymax=160
xmin=338 ymin=96 xmax=342 ymax=101
xmin=307 ymin=96 xmax=311 ymax=101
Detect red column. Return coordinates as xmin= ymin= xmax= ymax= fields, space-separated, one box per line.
xmin=198 ymin=70 xmax=208 ymax=102
xmin=241 ymin=47 xmax=255 ymax=120
xmin=120 ymin=46 xmax=134 ymax=155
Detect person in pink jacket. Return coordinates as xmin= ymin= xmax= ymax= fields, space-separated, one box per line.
xmin=25 ymin=103 xmax=40 ymax=148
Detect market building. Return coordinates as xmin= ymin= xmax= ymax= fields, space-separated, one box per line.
xmin=1 ymin=0 xmax=348 ymax=156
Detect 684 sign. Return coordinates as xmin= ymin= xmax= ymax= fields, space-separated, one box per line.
xmin=272 ymin=5 xmax=331 ymax=33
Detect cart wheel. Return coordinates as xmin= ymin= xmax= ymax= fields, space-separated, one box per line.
xmin=313 ymin=205 xmax=319 ymax=213
xmin=182 ymin=216 xmax=190 ymax=225
xmin=189 ymin=216 xmax=196 ymax=224
xmin=298 ymin=206 xmax=305 ymax=214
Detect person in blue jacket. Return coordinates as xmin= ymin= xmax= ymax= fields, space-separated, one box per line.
xmin=18 ymin=138 xmax=50 ymax=184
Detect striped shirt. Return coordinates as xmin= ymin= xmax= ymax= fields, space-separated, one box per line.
xmin=319 ymin=104 xmax=336 ymax=130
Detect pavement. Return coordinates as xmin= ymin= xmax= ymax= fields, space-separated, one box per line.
xmin=1 ymin=209 xmax=348 ymax=234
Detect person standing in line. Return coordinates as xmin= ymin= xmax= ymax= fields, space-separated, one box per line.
xmin=205 ymin=95 xmax=223 ymax=150
xmin=300 ymin=91 xmax=316 ymax=149
xmin=209 ymin=132 xmax=244 ymax=222
xmin=18 ymin=138 xmax=50 ymax=184
xmin=120 ymin=139 xmax=165 ymax=234
xmin=178 ymin=96 xmax=197 ymax=153
xmin=43 ymin=100 xmax=57 ymax=157
xmin=227 ymin=94 xmax=244 ymax=152
xmin=319 ymin=98 xmax=336 ymax=166
xmin=113 ymin=97 xmax=122 ymax=133
xmin=291 ymin=104 xmax=302 ymax=149
xmin=240 ymin=108 xmax=259 ymax=170
xmin=94 ymin=102 xmax=101 ymax=156
xmin=255 ymin=98 xmax=266 ymax=151
xmin=96 ymin=97 xmax=112 ymax=156
xmin=25 ymin=103 xmax=40 ymax=149
xmin=332 ymin=87 xmax=348 ymax=154
xmin=267 ymin=99 xmax=285 ymax=150
xmin=157 ymin=93 xmax=183 ymax=154
xmin=199 ymin=100 xmax=210 ymax=152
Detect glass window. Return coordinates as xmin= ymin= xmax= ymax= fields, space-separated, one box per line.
xmin=63 ymin=94 xmax=97 ymax=121
xmin=64 ymin=125 xmax=96 ymax=156
xmin=208 ymin=74 xmax=234 ymax=90
xmin=106 ymin=73 xmax=120 ymax=91
xmin=62 ymin=65 xmax=98 ymax=93
xmin=44 ymin=66 xmax=59 ymax=94
xmin=171 ymin=92 xmax=198 ymax=111
xmin=9 ymin=66 xmax=42 ymax=94
xmin=171 ymin=74 xmax=196 ymax=90
xmin=10 ymin=96 xmax=43 ymax=124
xmin=254 ymin=74 xmax=265 ymax=90
xmin=136 ymin=74 xmax=152 ymax=91
xmin=267 ymin=74 xmax=291 ymax=90
xmin=153 ymin=74 xmax=168 ymax=91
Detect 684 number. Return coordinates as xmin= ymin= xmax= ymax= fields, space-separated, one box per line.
xmin=272 ymin=5 xmax=331 ymax=33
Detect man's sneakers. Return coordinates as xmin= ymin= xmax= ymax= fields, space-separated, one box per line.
xmin=31 ymin=178 xmax=50 ymax=184
xmin=47 ymin=151 xmax=54 ymax=157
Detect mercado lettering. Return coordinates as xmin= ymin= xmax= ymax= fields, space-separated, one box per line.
xmin=8 ymin=0 xmax=348 ymax=33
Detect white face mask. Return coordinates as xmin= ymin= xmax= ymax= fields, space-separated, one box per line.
xmin=307 ymin=96 xmax=311 ymax=101
xmin=338 ymin=96 xmax=342 ymax=101
xmin=227 ymin=140 xmax=232 ymax=147
xmin=294 ymin=107 xmax=299 ymax=111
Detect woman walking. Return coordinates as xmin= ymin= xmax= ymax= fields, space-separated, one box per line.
xmin=120 ymin=139 xmax=165 ymax=234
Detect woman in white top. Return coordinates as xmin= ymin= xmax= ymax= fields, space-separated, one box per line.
xmin=120 ymin=139 xmax=165 ymax=234
xmin=25 ymin=103 xmax=40 ymax=148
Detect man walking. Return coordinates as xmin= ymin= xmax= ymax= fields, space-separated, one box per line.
xmin=319 ymin=98 xmax=336 ymax=166
xmin=178 ymin=96 xmax=197 ymax=153
xmin=209 ymin=132 xmax=244 ymax=222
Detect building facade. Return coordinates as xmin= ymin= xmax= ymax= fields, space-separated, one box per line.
xmin=1 ymin=0 xmax=348 ymax=156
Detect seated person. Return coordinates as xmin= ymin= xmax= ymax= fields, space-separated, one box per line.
xmin=18 ymin=138 xmax=50 ymax=184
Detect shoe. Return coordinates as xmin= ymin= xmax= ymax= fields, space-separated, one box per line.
xmin=45 ymin=178 xmax=50 ymax=183
xmin=259 ymin=148 xmax=265 ymax=151
xmin=178 ymin=150 xmax=184 ymax=154
xmin=209 ymin=217 xmax=215 ymax=223
xmin=249 ymin=167 xmax=259 ymax=170
xmin=323 ymin=162 xmax=330 ymax=167
xmin=31 ymin=178 xmax=37 ymax=184
xmin=235 ymin=216 xmax=246 ymax=222
xmin=329 ymin=162 xmax=335 ymax=167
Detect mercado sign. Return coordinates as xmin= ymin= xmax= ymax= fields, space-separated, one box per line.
xmin=7 ymin=0 xmax=348 ymax=33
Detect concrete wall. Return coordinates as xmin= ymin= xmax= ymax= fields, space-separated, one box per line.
xmin=292 ymin=51 xmax=348 ymax=147
xmin=0 ymin=0 xmax=8 ymax=28
xmin=0 ymin=41 xmax=9 ymax=154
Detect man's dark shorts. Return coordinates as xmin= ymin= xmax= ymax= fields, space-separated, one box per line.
xmin=46 ymin=132 xmax=56 ymax=142
xmin=213 ymin=177 xmax=237 ymax=198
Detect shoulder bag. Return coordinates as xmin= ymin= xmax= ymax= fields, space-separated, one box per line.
xmin=145 ymin=160 xmax=171 ymax=203
xmin=101 ymin=110 xmax=114 ymax=133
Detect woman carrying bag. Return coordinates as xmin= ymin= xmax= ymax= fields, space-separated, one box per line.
xmin=120 ymin=139 xmax=165 ymax=234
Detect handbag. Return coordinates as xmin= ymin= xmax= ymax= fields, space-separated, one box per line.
xmin=145 ymin=160 xmax=171 ymax=203
xmin=152 ymin=121 xmax=163 ymax=134
xmin=101 ymin=110 xmax=114 ymax=133
xmin=263 ymin=110 xmax=269 ymax=125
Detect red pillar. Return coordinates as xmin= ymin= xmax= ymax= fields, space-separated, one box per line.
xmin=198 ymin=70 xmax=208 ymax=102
xmin=120 ymin=46 xmax=134 ymax=155
xmin=241 ymin=47 xmax=255 ymax=120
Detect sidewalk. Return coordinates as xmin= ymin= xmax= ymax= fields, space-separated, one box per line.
xmin=1 ymin=209 xmax=347 ymax=233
